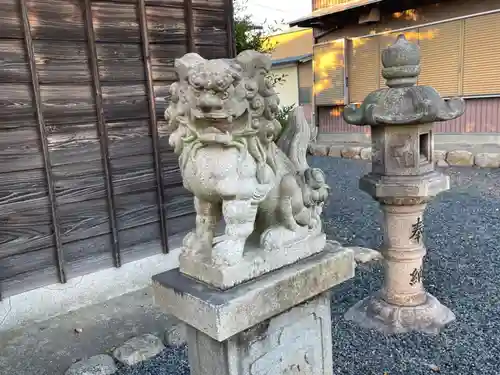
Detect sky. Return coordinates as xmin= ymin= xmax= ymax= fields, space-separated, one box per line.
xmin=244 ymin=0 xmax=312 ymax=27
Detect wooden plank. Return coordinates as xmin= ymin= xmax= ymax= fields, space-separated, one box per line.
xmin=153 ymin=81 xmax=174 ymax=117
xmin=224 ymin=0 xmax=235 ymax=57
xmin=107 ymin=119 xmax=153 ymax=159
xmin=146 ymin=5 xmax=186 ymax=43
xmin=0 ymin=0 xmax=23 ymax=39
xmin=84 ymin=0 xmax=121 ymax=267
xmin=21 ymin=0 xmax=66 ymax=286
xmin=0 ymin=168 xmax=50 ymax=215
xmin=146 ymin=0 xmax=184 ymax=6
xmin=46 ymin=122 xmax=102 ymax=166
xmin=1 ymin=247 xmax=59 ymax=286
xmin=101 ymin=83 xmax=149 ymax=121
xmin=184 ymin=0 xmax=195 ymax=52
xmin=1 ymin=214 xmax=195 ymax=298
xmin=193 ymin=8 xmax=226 ymax=46
xmin=193 ymin=0 xmax=225 ymax=10
xmin=96 ymin=43 xmax=145 ymax=82
xmin=0 ymin=127 xmax=43 ymax=173
xmin=111 ymin=154 xmax=156 ymax=195
xmin=92 ymin=2 xmax=140 ymax=43
xmin=139 ymin=0 xmax=169 ymax=253
xmin=0 ymin=83 xmax=37 ymax=126
xmin=150 ymin=44 xmax=182 ymax=81
xmin=40 ymin=83 xmax=97 ymax=126
xmin=1 ymin=265 xmax=58 ymax=299
xmin=196 ymin=44 xmax=228 ymax=59
xmin=26 ymin=0 xmax=86 ymax=41
xmin=58 ymin=198 xmax=111 ymax=244
xmin=55 ymin=186 xmax=192 ymax=246
xmin=0 ymin=40 xmax=30 ymax=83
xmin=52 ymin=159 xmax=106 ymax=205
xmin=33 ymin=41 xmax=91 ymax=83
xmin=0 ymin=169 xmax=53 ymax=258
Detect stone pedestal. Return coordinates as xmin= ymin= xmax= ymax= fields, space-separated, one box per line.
xmin=342 ymin=34 xmax=465 ymax=335
xmin=153 ymin=243 xmax=354 ymax=375
xmin=155 ymin=49 xmax=355 ymax=374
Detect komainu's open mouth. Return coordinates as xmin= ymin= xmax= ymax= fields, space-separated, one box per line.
xmin=192 ymin=108 xmax=229 ymax=120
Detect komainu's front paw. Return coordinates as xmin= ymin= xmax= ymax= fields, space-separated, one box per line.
xmin=211 ymin=239 xmax=245 ymax=266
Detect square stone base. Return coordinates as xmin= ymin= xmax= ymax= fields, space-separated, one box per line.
xmin=152 ymin=243 xmax=354 ymax=342
xmin=179 ymin=232 xmax=327 ymax=290
xmin=186 ymin=293 xmax=333 ymax=375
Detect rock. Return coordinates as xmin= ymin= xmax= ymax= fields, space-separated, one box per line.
xmin=164 ymin=323 xmax=186 ymax=346
xmin=328 ymin=146 xmax=342 ymax=157
xmin=433 ymin=150 xmax=446 ymax=162
xmin=310 ymin=144 xmax=329 ymax=156
xmin=347 ymin=247 xmax=383 ymax=264
xmin=112 ymin=334 xmax=165 ymax=366
xmin=474 ymin=153 xmax=500 ymax=168
xmin=360 ymin=147 xmax=372 ymax=160
xmin=446 ymin=150 xmax=474 ymax=166
xmin=65 ymin=355 xmax=117 ymax=375
xmin=436 ymin=159 xmax=449 ymax=168
xmin=341 ymin=146 xmax=362 ymax=159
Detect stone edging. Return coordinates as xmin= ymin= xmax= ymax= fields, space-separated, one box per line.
xmin=64 ymin=324 xmax=186 ymax=375
xmin=309 ymin=144 xmax=500 ymax=168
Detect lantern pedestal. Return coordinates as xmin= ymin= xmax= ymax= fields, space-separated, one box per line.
xmin=345 ymin=202 xmax=455 ymax=334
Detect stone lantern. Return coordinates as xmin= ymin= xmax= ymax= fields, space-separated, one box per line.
xmin=343 ymin=34 xmax=465 ymax=334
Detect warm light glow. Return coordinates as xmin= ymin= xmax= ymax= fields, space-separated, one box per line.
xmin=312 ymin=23 xmax=439 ymax=106
xmin=392 ymin=9 xmax=419 ymax=21
xmin=313 ymin=39 xmax=344 ymax=96
xmin=379 ymin=29 xmax=439 ymax=48
xmin=264 ymin=29 xmax=312 ymax=51
xmin=465 ymin=123 xmax=475 ymax=133
xmin=330 ymin=107 xmax=343 ymax=117
xmin=314 ymin=0 xmax=370 ymax=11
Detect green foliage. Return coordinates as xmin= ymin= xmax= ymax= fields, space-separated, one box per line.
xmin=233 ymin=0 xmax=281 ymax=54
xmin=276 ymin=104 xmax=296 ymax=129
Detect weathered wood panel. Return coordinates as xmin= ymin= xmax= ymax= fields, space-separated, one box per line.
xmin=0 ymin=40 xmax=30 ymax=83
xmin=0 ymin=0 xmax=23 ymax=38
xmin=96 ymin=43 xmax=144 ymax=82
xmin=102 ymin=83 xmax=149 ymax=121
xmin=0 ymin=169 xmax=53 ymax=258
xmin=193 ymin=8 xmax=226 ymax=46
xmin=0 ymin=0 xmax=233 ymax=298
xmin=146 ymin=5 xmax=186 ymax=43
xmin=26 ymin=0 xmax=87 ymax=41
xmin=150 ymin=44 xmax=182 ymax=81
xmin=40 ymin=84 xmax=96 ymax=126
xmin=0 ymin=84 xmax=36 ymax=127
xmin=0 ymin=126 xmax=43 ymax=173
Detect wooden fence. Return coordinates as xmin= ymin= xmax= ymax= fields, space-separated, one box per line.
xmin=0 ymin=0 xmax=234 ymax=299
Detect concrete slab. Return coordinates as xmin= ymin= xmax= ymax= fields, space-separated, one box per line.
xmin=0 ymin=288 xmax=175 ymax=375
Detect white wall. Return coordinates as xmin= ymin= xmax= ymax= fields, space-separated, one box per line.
xmin=0 ymin=240 xmax=183 ymax=332
xmin=271 ymin=64 xmax=299 ymax=108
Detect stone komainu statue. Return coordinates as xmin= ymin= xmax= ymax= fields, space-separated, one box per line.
xmin=164 ymin=50 xmax=329 ymax=266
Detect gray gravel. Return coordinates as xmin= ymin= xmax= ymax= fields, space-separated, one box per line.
xmin=117 ymin=157 xmax=500 ymax=375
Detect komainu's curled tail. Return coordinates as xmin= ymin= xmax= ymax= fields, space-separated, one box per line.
xmin=276 ymin=106 xmax=315 ymax=172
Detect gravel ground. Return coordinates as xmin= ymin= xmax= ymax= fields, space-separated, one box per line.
xmin=117 ymin=157 xmax=500 ymax=375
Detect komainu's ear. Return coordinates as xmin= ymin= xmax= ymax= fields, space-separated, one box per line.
xmin=235 ymin=50 xmax=272 ymax=78
xmin=174 ymin=53 xmax=205 ymax=81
